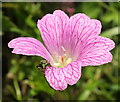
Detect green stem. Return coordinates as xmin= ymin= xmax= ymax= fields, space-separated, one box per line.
xmin=13 ymin=78 xmax=22 ymax=100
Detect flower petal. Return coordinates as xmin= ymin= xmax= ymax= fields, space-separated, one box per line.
xmin=45 ymin=67 xmax=67 ymax=90
xmin=64 ymin=13 xmax=102 ymax=58
xmin=8 ymin=37 xmax=53 ymax=61
xmin=63 ymin=61 xmax=81 ymax=85
xmin=45 ymin=61 xmax=81 ymax=90
xmin=78 ymin=36 xmax=115 ymax=66
xmin=37 ymin=10 xmax=69 ymax=56
xmin=81 ymin=51 xmax=112 ymax=66
xmin=53 ymin=10 xmax=69 ymax=29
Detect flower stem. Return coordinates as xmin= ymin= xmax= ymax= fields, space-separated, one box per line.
xmin=13 ymin=78 xmax=22 ymax=100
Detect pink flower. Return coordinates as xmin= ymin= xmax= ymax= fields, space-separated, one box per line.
xmin=8 ymin=10 xmax=115 ymax=90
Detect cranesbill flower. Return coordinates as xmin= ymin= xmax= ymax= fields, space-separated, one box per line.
xmin=8 ymin=10 xmax=115 ymax=90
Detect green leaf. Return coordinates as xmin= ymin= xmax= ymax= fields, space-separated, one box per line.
xmin=78 ymin=90 xmax=91 ymax=100
xmin=25 ymin=3 xmax=41 ymax=15
xmin=25 ymin=16 xmax=36 ymax=28
xmin=10 ymin=27 xmax=29 ymax=36
xmin=110 ymin=84 xmax=119 ymax=91
xmin=6 ymin=85 xmax=16 ymax=99
xmin=101 ymin=11 xmax=118 ymax=24
xmin=101 ymin=27 xmax=119 ymax=38
xmin=18 ymin=71 xmax=25 ymax=81
xmin=80 ymin=2 xmax=101 ymax=18
xmin=2 ymin=15 xmax=16 ymax=32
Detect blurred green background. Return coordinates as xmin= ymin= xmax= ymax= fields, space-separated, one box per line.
xmin=2 ymin=2 xmax=119 ymax=101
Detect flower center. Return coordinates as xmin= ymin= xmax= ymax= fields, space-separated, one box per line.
xmin=52 ymin=46 xmax=72 ymax=68
xmin=53 ymin=55 xmax=72 ymax=68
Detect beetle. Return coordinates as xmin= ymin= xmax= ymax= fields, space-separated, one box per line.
xmin=37 ymin=60 xmax=51 ymax=72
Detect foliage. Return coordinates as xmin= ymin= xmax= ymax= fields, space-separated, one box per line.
xmin=2 ymin=2 xmax=119 ymax=101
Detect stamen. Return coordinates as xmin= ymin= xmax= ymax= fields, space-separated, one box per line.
xmin=52 ymin=47 xmax=72 ymax=68
xmin=61 ymin=56 xmax=64 ymax=62
xmin=64 ymin=53 xmax=67 ymax=56
xmin=66 ymin=58 xmax=72 ymax=65
xmin=62 ymin=46 xmax=66 ymax=52
xmin=53 ymin=63 xmax=60 ymax=67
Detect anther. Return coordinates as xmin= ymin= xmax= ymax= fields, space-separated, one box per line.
xmin=61 ymin=56 xmax=64 ymax=62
